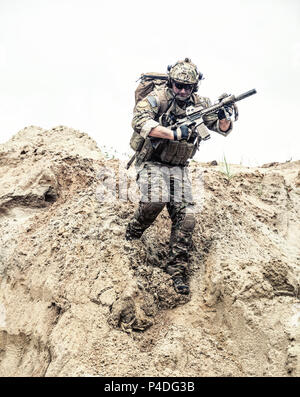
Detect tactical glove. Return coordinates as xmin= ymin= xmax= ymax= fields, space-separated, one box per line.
xmin=217 ymin=105 xmax=233 ymax=121
xmin=172 ymin=125 xmax=190 ymax=141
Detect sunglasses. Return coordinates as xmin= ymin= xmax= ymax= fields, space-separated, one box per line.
xmin=173 ymin=82 xmax=194 ymax=91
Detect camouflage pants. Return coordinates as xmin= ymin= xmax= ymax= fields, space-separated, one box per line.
xmin=127 ymin=162 xmax=196 ymax=277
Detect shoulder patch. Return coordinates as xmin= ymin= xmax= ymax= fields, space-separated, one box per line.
xmin=147 ymin=95 xmax=158 ymax=108
xmin=137 ymin=99 xmax=150 ymax=109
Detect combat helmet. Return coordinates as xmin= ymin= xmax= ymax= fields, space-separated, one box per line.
xmin=168 ymin=58 xmax=202 ymax=85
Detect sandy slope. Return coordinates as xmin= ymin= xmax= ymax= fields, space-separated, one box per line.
xmin=0 ymin=126 xmax=299 ymax=376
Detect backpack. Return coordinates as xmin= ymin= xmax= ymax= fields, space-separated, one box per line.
xmin=129 ymin=72 xmax=169 ymax=155
xmin=134 ymin=72 xmax=168 ymax=110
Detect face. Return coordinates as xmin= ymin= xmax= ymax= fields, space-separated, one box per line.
xmin=172 ymin=81 xmax=194 ymax=101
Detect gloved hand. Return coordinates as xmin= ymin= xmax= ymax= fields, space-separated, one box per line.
xmin=217 ymin=105 xmax=233 ymax=121
xmin=172 ymin=125 xmax=190 ymax=141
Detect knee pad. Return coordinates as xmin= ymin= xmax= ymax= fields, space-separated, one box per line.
xmin=181 ymin=213 xmax=196 ymax=233
xmin=135 ymin=202 xmax=165 ymax=225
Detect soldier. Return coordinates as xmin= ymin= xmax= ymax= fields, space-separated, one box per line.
xmin=125 ymin=58 xmax=234 ymax=294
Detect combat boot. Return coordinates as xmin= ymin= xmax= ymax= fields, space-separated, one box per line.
xmin=125 ymin=222 xmax=145 ymax=241
xmin=172 ymin=275 xmax=189 ymax=295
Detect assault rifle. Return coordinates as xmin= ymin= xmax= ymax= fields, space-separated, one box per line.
xmin=126 ymin=89 xmax=257 ymax=169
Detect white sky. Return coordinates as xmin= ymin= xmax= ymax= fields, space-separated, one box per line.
xmin=0 ymin=0 xmax=299 ymax=165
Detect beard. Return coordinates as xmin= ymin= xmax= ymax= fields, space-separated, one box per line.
xmin=175 ymin=93 xmax=191 ymax=103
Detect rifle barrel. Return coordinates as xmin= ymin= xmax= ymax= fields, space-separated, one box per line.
xmin=235 ymin=89 xmax=257 ymax=102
